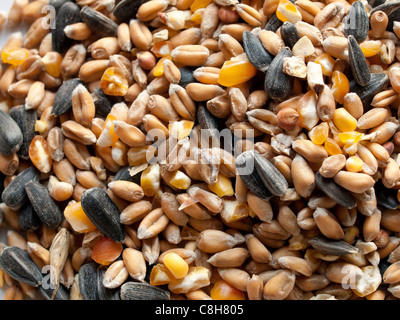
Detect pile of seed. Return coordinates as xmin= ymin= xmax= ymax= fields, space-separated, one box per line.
xmin=0 ymin=0 xmax=400 ymax=301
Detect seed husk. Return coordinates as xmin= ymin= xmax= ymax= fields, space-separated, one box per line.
xmin=39 ymin=283 xmax=70 ymax=300
xmin=52 ymin=2 xmax=82 ymax=54
xmin=18 ymin=202 xmax=41 ymax=231
xmin=2 ymin=166 xmax=40 ymax=210
xmin=350 ymin=73 xmax=389 ymax=106
xmin=25 ymin=180 xmax=63 ymax=230
xmin=308 ymin=236 xmax=359 ymax=256
xmin=97 ymin=268 xmax=121 ymax=300
xmin=343 ymin=1 xmax=369 ymax=43
xmin=242 ymin=30 xmax=272 ymax=72
xmin=315 ymin=172 xmax=357 ymax=209
xmin=78 ymin=262 xmax=99 ymax=300
xmin=265 ymin=47 xmax=293 ymax=102
xmin=113 ymin=0 xmax=149 ymax=23
xmin=0 ymin=246 xmax=43 ymax=287
xmin=280 ymin=22 xmax=301 ymax=49
xmin=81 ymin=188 xmax=125 ymax=243
xmin=51 ymin=78 xmax=84 ymax=117
xmin=8 ymin=105 xmax=36 ymax=160
xmin=80 ymin=6 xmax=118 ymax=38
xmin=120 ymin=282 xmax=170 ymax=300
xmin=0 ymin=110 xmax=23 ymax=156
xmin=348 ymin=35 xmax=371 ymax=87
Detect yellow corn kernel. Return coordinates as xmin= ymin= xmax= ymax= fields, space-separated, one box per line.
xmin=163 ymin=252 xmax=189 ymax=279
xmin=152 ymin=56 xmax=171 ymax=77
xmin=359 ymin=40 xmax=381 ymax=58
xmin=276 ymin=0 xmax=302 ymax=24
xmin=100 ymin=67 xmax=129 ymax=96
xmin=151 ymin=41 xmax=172 ymax=58
xmin=141 ymin=163 xmax=161 ymax=197
xmin=220 ymin=200 xmax=249 ymax=223
xmin=298 ymin=90 xmax=319 ymax=130
xmin=64 ymin=201 xmax=97 ymax=233
xmin=168 ymin=120 xmax=195 ymax=140
xmin=331 ymin=71 xmax=349 ymax=105
xmin=314 ymin=53 xmax=335 ymax=77
xmin=169 ymin=170 xmax=191 ymax=190
xmin=346 ymin=155 xmax=363 ymax=172
xmin=150 ymin=263 xmax=174 ymax=286
xmin=1 ymin=48 xmax=29 ymax=67
xmin=338 ymin=131 xmax=363 ymax=145
xmin=324 ymin=138 xmax=342 ymax=156
xmin=190 ymin=8 xmax=204 ymax=25
xmin=308 ymin=122 xmax=329 ymax=145
xmin=208 ymin=173 xmax=234 ymax=197
xmin=332 ymin=108 xmax=357 ymax=132
xmin=34 ymin=120 xmax=47 ymax=133
xmin=96 ymin=114 xmax=119 ymax=147
xmin=168 ymin=266 xmax=211 ymax=294
xmin=218 ymin=56 xmax=257 ymax=87
xmin=190 ymin=0 xmax=212 ymax=12
xmin=210 ymin=280 xmax=246 ymax=300
xmin=41 ymin=52 xmax=63 ymax=78
xmin=127 ymin=146 xmax=152 ymax=166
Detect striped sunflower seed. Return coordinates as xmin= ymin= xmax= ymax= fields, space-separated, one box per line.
xmin=51 ymin=78 xmax=84 ymax=117
xmin=0 ymin=246 xmax=43 ymax=287
xmin=25 ymin=180 xmax=64 ymax=230
xmin=308 ymin=236 xmax=358 ymax=256
xmin=39 ymin=282 xmax=70 ymax=300
xmin=120 ymin=282 xmax=170 ymax=300
xmin=315 ymin=172 xmax=357 ymax=209
xmin=350 ymin=73 xmax=389 ymax=105
xmin=52 ymin=2 xmax=82 ymax=53
xmin=8 ymin=105 xmax=36 ymax=160
xmin=374 ymin=180 xmax=400 ymax=210
xmin=81 ymin=188 xmax=125 ymax=243
xmin=0 ymin=110 xmax=23 ymax=156
xmin=18 ymin=202 xmax=41 ymax=231
xmin=113 ymin=0 xmax=148 ymax=23
xmin=343 ymin=1 xmax=369 ymax=42
xmin=264 ymin=13 xmax=283 ymax=32
xmin=242 ymin=30 xmax=272 ymax=73
xmin=80 ymin=6 xmax=118 ymax=38
xmin=236 ymin=151 xmax=272 ymax=200
xmin=280 ymin=22 xmax=301 ymax=49
xmin=78 ymin=262 xmax=99 ymax=300
xmin=196 ymin=103 xmax=219 ymax=140
xmin=348 ymin=35 xmax=370 ymax=87
xmin=97 ymin=268 xmax=121 ymax=300
xmin=2 ymin=166 xmax=40 ymax=210
xmin=264 ymin=47 xmax=293 ymax=102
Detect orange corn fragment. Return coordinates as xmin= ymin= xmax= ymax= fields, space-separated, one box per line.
xmin=64 ymin=201 xmax=97 ymax=233
xmin=218 ymin=58 xmax=257 ymax=87
xmin=91 ymin=237 xmax=123 ymax=266
xmin=100 ymin=67 xmax=129 ymax=96
xmin=210 ymin=280 xmax=246 ymax=300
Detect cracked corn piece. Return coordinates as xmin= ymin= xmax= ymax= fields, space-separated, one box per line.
xmin=150 ymin=264 xmax=175 ymax=286
xmin=276 ymin=0 xmax=302 ymax=24
xmin=210 ymin=280 xmax=246 ymax=300
xmin=141 ymin=163 xmax=161 ymax=197
xmin=208 ymin=173 xmax=234 ymax=197
xmin=332 ymin=108 xmax=358 ymax=132
xmin=168 ymin=266 xmax=211 ymax=294
xmin=64 ymin=201 xmax=97 ymax=233
xmin=163 ymin=252 xmax=189 ymax=279
xmin=218 ymin=55 xmax=257 ymax=87
xmin=100 ymin=67 xmax=129 ymax=96
xmin=1 ymin=48 xmax=29 ymax=67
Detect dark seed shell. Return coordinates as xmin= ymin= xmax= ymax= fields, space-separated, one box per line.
xmin=179 ymin=67 xmax=196 ymax=88
xmin=368 ymin=0 xmax=385 ymax=9
xmin=8 ymin=106 xmax=37 ymax=160
xmin=197 ymin=103 xmax=219 ymax=139
xmin=348 ymin=35 xmax=371 ymax=86
xmin=343 ymin=1 xmax=369 ymax=43
xmin=52 ymin=2 xmax=82 ymax=53
xmin=18 ymin=202 xmax=41 ymax=231
xmin=120 ymin=282 xmax=170 ymax=300
xmin=370 ymin=0 xmax=400 ymax=17
xmin=315 ymin=172 xmax=357 ymax=209
xmin=39 ymin=283 xmax=70 ymax=300
xmin=387 ymin=7 xmax=400 ymax=32
xmin=49 ymin=0 xmax=74 ymax=13
xmin=0 ymin=246 xmax=43 ymax=287
xmin=52 ymin=78 xmax=84 ymax=117
xmin=236 ymin=151 xmax=273 ymax=200
xmin=25 ymin=180 xmax=64 ymax=230
xmin=79 ymin=263 xmax=100 ymax=300
xmin=92 ymin=87 xmax=114 ymax=119
xmin=375 ymin=180 xmax=400 ymax=210
xmin=81 ymin=188 xmax=126 ymax=243
xmin=243 ymin=31 xmax=272 ymax=73
xmin=0 ymin=110 xmax=23 ymax=156
xmin=264 ymin=47 xmax=293 ymax=102
xmin=350 ymin=72 xmax=389 ymax=106
xmin=2 ymin=166 xmax=40 ymax=210
xmin=264 ymin=13 xmax=283 ymax=32
xmin=253 ymin=151 xmax=288 ymax=197
xmin=113 ymin=0 xmax=149 ymax=23
xmin=97 ymin=268 xmax=121 ymax=300
xmin=80 ymin=6 xmax=118 ymax=38
xmin=308 ymin=236 xmax=359 ymax=256
xmin=280 ymin=22 xmax=301 ymax=49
